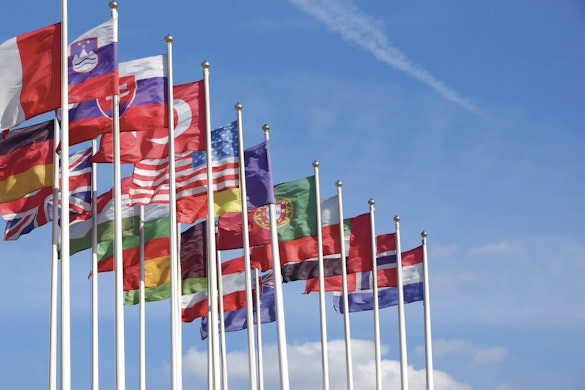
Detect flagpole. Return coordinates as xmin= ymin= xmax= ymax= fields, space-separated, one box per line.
xmin=48 ymin=118 xmax=60 ymax=390
xmin=313 ymin=161 xmax=330 ymax=390
xmin=165 ymin=34 xmax=182 ymax=390
xmin=369 ymin=199 xmax=382 ymax=390
xmin=254 ymin=269 xmax=265 ymax=390
xmin=59 ymin=0 xmax=72 ymax=387
xmin=139 ymin=205 xmax=146 ymax=390
xmin=202 ymin=60 xmax=221 ymax=389
xmin=235 ymin=103 xmax=259 ymax=390
xmin=91 ymin=139 xmax=99 ymax=390
xmin=336 ymin=181 xmax=354 ymax=390
xmin=215 ymin=249 xmax=229 ymax=390
xmin=394 ymin=215 xmax=409 ymax=390
xmin=421 ymin=231 xmax=434 ymax=390
xmin=108 ymin=2 xmax=126 ymax=388
xmin=262 ymin=124 xmax=290 ymax=390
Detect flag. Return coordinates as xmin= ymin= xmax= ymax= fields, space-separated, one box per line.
xmin=124 ymin=220 xmax=207 ymax=303
xmin=0 ymin=147 xmax=92 ymax=240
xmin=215 ymin=140 xmax=275 ymax=250
xmin=304 ymin=233 xmax=396 ymax=293
xmin=68 ymin=18 xmax=118 ymax=103
xmin=129 ymin=121 xmax=241 ymax=222
xmin=91 ymin=80 xmax=206 ymax=163
xmin=68 ymin=177 xmax=169 ymax=256
xmin=67 ymin=55 xmax=167 ymax=146
xmin=200 ymin=271 xmax=275 ymax=339
xmin=332 ymin=246 xmax=424 ymax=314
xmin=0 ymin=121 xmax=54 ymax=203
xmin=181 ymin=256 xmax=247 ymax=323
xmin=0 ymin=23 xmax=61 ymax=130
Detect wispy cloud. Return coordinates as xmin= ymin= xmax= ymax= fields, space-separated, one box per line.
xmin=289 ymin=0 xmax=485 ymax=116
xmin=422 ymin=338 xmax=508 ymax=365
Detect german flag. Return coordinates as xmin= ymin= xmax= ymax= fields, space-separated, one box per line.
xmin=0 ymin=120 xmax=54 ymax=203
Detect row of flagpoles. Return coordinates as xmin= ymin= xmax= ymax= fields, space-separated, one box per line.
xmin=0 ymin=1 xmax=436 ymax=390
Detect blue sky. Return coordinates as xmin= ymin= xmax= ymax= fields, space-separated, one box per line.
xmin=0 ymin=1 xmax=583 ymax=389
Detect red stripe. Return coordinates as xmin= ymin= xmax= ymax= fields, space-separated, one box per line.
xmin=16 ymin=23 xmax=61 ymax=120
xmin=68 ymin=71 xmax=118 ymax=104
xmin=0 ymin=140 xmax=52 ymax=180
xmin=98 ymin=236 xmax=170 ymax=273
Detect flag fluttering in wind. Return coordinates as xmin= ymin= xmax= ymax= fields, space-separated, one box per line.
xmin=91 ymin=80 xmax=206 ymax=163
xmin=0 ymin=121 xmax=54 ymax=204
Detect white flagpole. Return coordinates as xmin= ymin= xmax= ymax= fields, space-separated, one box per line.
xmin=254 ymin=269 xmax=265 ymax=390
xmin=108 ymin=2 xmax=126 ymax=388
xmin=262 ymin=124 xmax=290 ymax=390
xmin=394 ymin=215 xmax=409 ymax=390
xmin=59 ymin=0 xmax=71 ymax=387
xmin=164 ymin=35 xmax=182 ymax=390
xmin=235 ymin=103 xmax=258 ymax=390
xmin=313 ymin=161 xmax=330 ymax=390
xmin=202 ymin=60 xmax=221 ymax=389
xmin=369 ymin=200 xmax=382 ymax=390
xmin=336 ymin=181 xmax=354 ymax=390
xmin=91 ymin=139 xmax=99 ymax=390
xmin=138 ymin=206 xmax=146 ymax=390
xmin=421 ymin=231 xmax=434 ymax=390
xmin=48 ymin=118 xmax=60 ymax=390
xmin=215 ymin=249 xmax=229 ymax=390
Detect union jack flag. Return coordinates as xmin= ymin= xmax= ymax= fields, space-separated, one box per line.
xmin=0 ymin=148 xmax=92 ymax=241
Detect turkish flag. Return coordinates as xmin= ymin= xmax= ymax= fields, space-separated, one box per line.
xmin=91 ymin=80 xmax=206 ymax=164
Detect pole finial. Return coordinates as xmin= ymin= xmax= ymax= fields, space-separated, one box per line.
xmin=235 ymin=103 xmax=243 ymax=111
xmin=262 ymin=124 xmax=270 ymax=132
xmin=164 ymin=35 xmax=173 ymax=43
xmin=312 ymin=160 xmax=319 ymax=168
xmin=336 ymin=180 xmax=342 ymax=188
xmin=109 ymin=1 xmax=118 ymax=10
xmin=394 ymin=215 xmax=400 ymax=222
xmin=201 ymin=61 xmax=210 ymax=69
xmin=368 ymin=198 xmax=375 ymax=206
xmin=421 ymin=230 xmax=428 ymax=238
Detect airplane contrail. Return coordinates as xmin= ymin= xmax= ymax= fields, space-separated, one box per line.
xmin=289 ymin=0 xmax=485 ymax=117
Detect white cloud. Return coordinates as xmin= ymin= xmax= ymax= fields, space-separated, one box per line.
xmin=184 ymin=339 xmax=472 ymax=389
xmin=423 ymin=338 xmax=508 ymax=365
xmin=469 ymin=240 xmax=525 ymax=256
xmin=288 ymin=0 xmax=484 ymax=116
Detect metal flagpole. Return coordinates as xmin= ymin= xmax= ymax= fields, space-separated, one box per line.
xmin=91 ymin=139 xmax=99 ymax=390
xmin=394 ymin=215 xmax=409 ymax=390
xmin=262 ymin=124 xmax=290 ymax=390
xmin=202 ymin=60 xmax=221 ymax=389
xmin=421 ymin=231 xmax=434 ymax=390
xmin=369 ymin=200 xmax=382 ymax=390
xmin=59 ymin=0 xmax=71 ymax=387
xmin=235 ymin=103 xmax=258 ymax=390
xmin=138 ymin=206 xmax=146 ymax=390
xmin=254 ymin=269 xmax=265 ymax=390
xmin=48 ymin=118 xmax=60 ymax=390
xmin=164 ymin=34 xmax=182 ymax=390
xmin=313 ymin=161 xmax=330 ymax=390
xmin=216 ymin=249 xmax=229 ymax=390
xmin=336 ymin=181 xmax=354 ymax=390
xmin=108 ymin=1 xmax=126 ymax=387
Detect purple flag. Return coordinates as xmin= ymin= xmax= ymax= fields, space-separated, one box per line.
xmin=244 ymin=141 xmax=274 ymax=209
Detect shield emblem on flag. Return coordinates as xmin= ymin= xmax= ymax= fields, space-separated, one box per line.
xmin=97 ymin=75 xmax=137 ymax=119
xmin=70 ymin=37 xmax=99 ymax=73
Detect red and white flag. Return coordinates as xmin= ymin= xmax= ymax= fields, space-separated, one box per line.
xmin=91 ymin=80 xmax=205 ymax=163
xmin=0 ymin=23 xmax=61 ymax=130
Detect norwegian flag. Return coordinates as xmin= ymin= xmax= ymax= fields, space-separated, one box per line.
xmin=0 ymin=147 xmax=92 ymax=240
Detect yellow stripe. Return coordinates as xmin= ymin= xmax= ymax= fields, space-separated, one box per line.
xmin=144 ymin=255 xmax=171 ymax=288
xmin=0 ymin=164 xmax=53 ymax=203
xmin=214 ymin=188 xmax=242 ymax=216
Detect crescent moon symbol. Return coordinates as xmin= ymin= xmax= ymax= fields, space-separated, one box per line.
xmin=147 ymin=98 xmax=193 ymax=144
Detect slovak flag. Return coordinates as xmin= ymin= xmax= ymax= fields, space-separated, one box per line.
xmin=91 ymin=80 xmax=206 ymax=163
xmin=67 ymin=55 xmax=168 ymax=146
xmin=68 ymin=18 xmax=118 ymax=104
xmin=0 ymin=23 xmax=61 ymax=130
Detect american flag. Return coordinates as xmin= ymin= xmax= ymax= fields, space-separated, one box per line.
xmin=129 ymin=121 xmax=239 ymax=206
xmin=0 ymin=148 xmax=92 ymax=240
